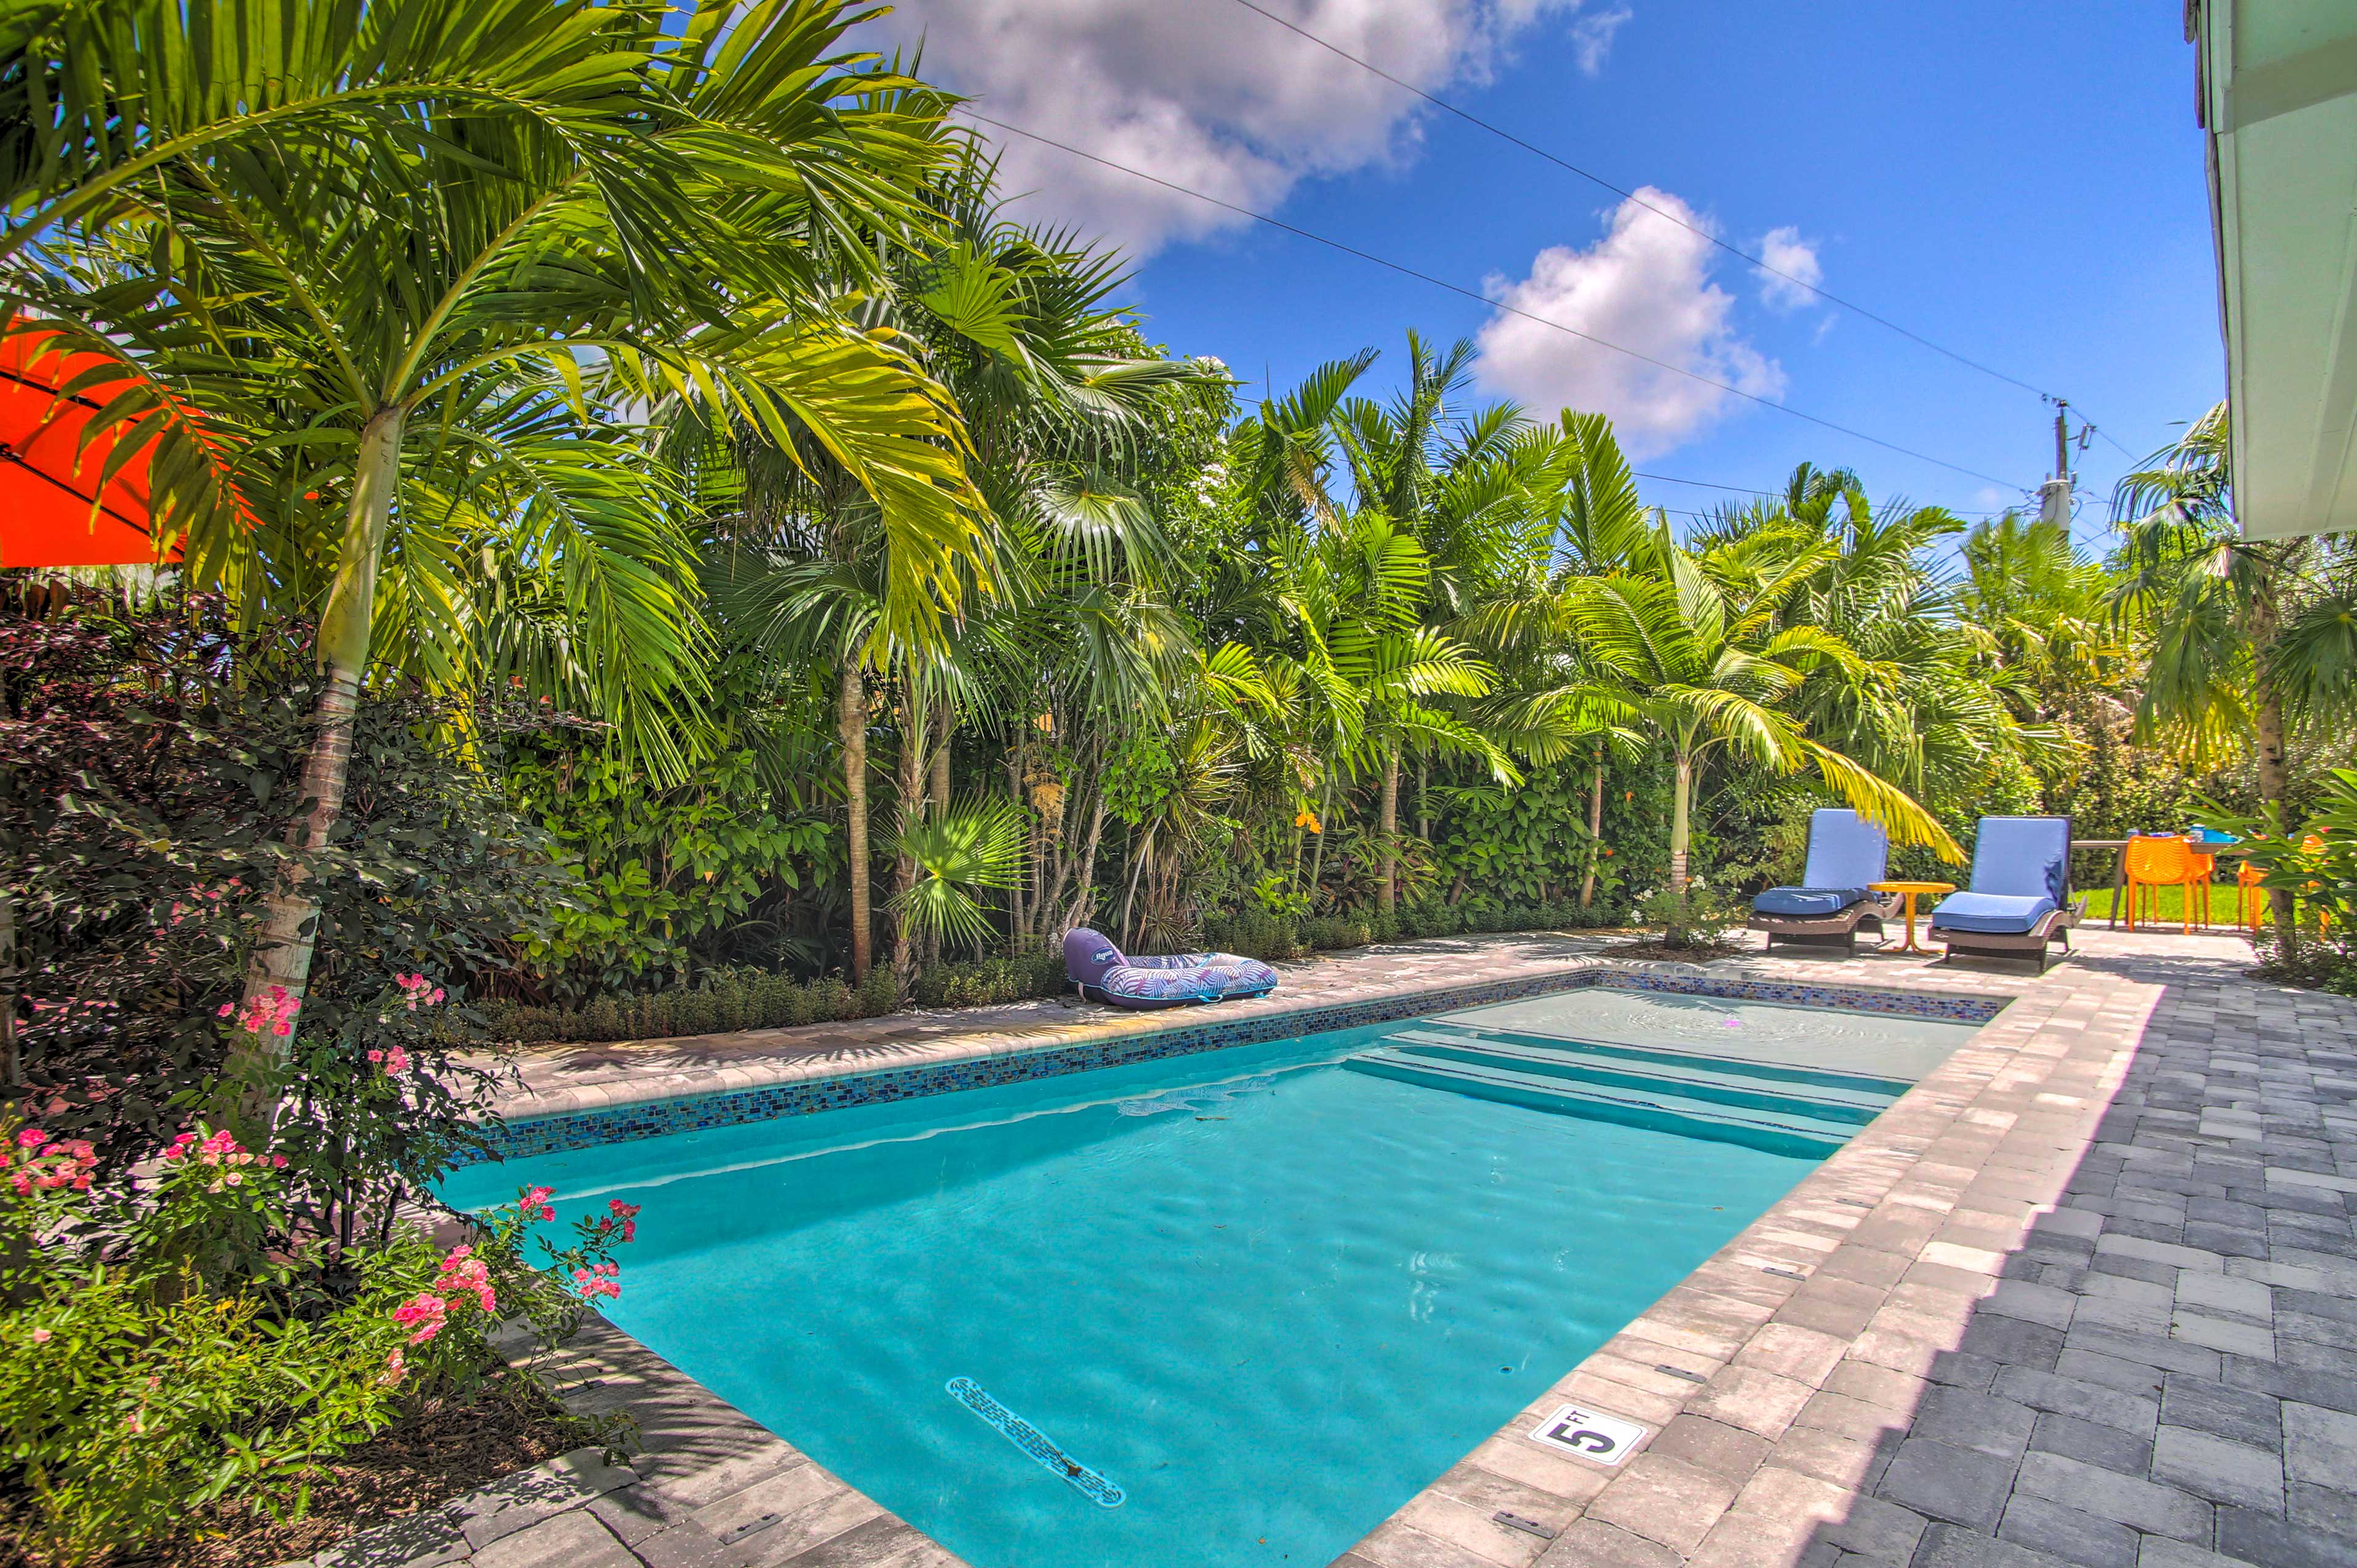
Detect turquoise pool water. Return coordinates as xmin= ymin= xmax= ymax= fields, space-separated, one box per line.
xmin=446 ymin=988 xmax=1978 ymax=1568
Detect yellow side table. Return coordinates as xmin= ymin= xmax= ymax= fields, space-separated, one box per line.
xmin=1871 ymin=880 xmax=1956 ymax=956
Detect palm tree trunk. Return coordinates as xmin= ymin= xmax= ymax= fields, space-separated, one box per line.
xmin=1378 ymin=746 xmax=1399 ymax=913
xmin=838 ymin=661 xmax=872 ymax=981
xmin=925 ymin=703 xmax=951 ymax=966
xmin=1668 ymin=749 xmax=1693 ymax=896
xmin=890 ymin=691 xmax=923 ymax=993
xmin=2256 ymin=687 xmax=2299 ymax=944
xmin=1580 ymin=752 xmax=1604 ymax=909
xmin=1064 ymin=790 xmax=1109 ymax=933
xmin=1307 ymin=780 xmax=1334 ymax=908
xmin=233 ymin=404 xmax=404 ymax=1111
xmin=1417 ymin=756 xmax=1430 ymax=842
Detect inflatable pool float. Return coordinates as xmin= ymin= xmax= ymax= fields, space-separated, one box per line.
xmin=1062 ymin=929 xmax=1279 ymax=1009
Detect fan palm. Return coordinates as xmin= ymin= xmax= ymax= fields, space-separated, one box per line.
xmin=1 ymin=0 xmax=983 ymax=1093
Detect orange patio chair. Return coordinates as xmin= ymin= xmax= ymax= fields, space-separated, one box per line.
xmin=2183 ymin=845 xmax=2216 ymax=929
xmin=2123 ymin=835 xmax=2195 ymax=933
xmin=2237 ymin=861 xmax=2268 ymax=930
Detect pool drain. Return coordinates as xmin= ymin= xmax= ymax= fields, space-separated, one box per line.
xmin=945 ymin=1377 xmax=1125 ymax=1508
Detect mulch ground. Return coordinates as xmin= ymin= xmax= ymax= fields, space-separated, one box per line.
xmin=2 ymin=1367 xmax=601 ymax=1568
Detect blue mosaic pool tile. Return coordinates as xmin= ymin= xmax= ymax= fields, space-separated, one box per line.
xmin=460 ymin=965 xmax=2005 ymax=1165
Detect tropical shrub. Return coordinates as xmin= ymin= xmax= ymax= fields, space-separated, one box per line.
xmin=908 ymin=945 xmax=1067 ymax=1010
xmin=508 ymin=738 xmax=834 ymax=1003
xmin=1634 ymin=880 xmax=1746 ymax=951
xmin=2199 ymin=773 xmax=2357 ymax=992
xmin=0 ymin=599 xmax=573 ymax=1165
xmin=0 ymin=1116 xmax=639 ymax=1566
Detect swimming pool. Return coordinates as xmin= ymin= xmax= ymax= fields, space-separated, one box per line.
xmin=446 ymin=984 xmax=1984 ymax=1568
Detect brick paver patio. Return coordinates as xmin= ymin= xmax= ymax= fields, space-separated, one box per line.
xmin=314 ymin=927 xmax=2357 ymax=1568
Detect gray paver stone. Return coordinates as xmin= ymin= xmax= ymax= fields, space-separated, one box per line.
xmin=2158 ymin=1377 xmax=2280 ymax=1449
xmin=1875 ymin=1438 xmax=2014 ymax=1532
xmin=1534 ymin=1518 xmax=1684 ymax=1568
xmin=2026 ymin=1412 xmax=2153 ymax=1477
xmin=2282 ymin=1399 xmax=2357 ymax=1486
xmin=1911 ymin=1522 xmax=2074 ymax=1568
xmin=780 ymin=1514 xmax=935 ymax=1567
xmin=312 ymin=1513 xmax=470 ymax=1568
xmin=1584 ymin=1451 xmax=1741 ymax=1554
xmin=1915 ymin=1386 xmax=2037 ymax=1460
xmin=2132 ymin=1539 xmax=2261 ymax=1568
xmin=2215 ymin=1505 xmax=2357 ymax=1568
xmin=1996 ymin=1496 xmax=2138 ymax=1568
xmin=2286 ymin=1479 xmax=2357 ymax=1539
xmin=1989 ymin=1367 xmax=2158 ymax=1435
xmin=456 ymin=1448 xmax=640 ymax=1549
xmin=470 ymin=1512 xmax=639 ymax=1568
xmin=2011 ymin=1453 xmax=2212 ymax=1543
xmin=2151 ymin=1424 xmax=2283 ymax=1510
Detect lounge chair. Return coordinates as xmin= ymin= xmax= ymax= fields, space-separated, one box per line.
xmin=1747 ymin=808 xmax=1902 ymax=953
xmin=1929 ymin=815 xmax=2086 ymax=971
xmin=1062 ymin=929 xmax=1279 ymax=1009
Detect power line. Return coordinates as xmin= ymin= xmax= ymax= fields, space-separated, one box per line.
xmin=1221 ymin=0 xmax=2152 ymax=462
xmin=957 ymin=108 xmax=2030 ymax=492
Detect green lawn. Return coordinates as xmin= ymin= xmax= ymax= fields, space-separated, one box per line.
xmin=2076 ymin=882 xmax=2251 ymax=929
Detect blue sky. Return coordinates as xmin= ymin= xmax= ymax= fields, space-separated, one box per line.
xmin=867 ymin=1 xmax=2219 ymax=543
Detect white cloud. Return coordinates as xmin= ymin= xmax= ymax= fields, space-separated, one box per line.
xmin=1472 ymin=188 xmax=1786 ymax=456
xmin=1568 ymin=3 xmax=1631 ymax=74
xmin=858 ymin=0 xmax=1595 ymax=257
xmin=1752 ymin=225 xmax=1823 ymax=312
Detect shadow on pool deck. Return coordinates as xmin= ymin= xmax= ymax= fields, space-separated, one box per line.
xmin=1337 ymin=937 xmax=2357 ymax=1568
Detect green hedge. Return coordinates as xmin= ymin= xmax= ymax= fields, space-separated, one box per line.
xmin=486 ymin=967 xmax=890 ymax=1045
xmin=907 ymin=946 xmax=1067 ymax=1010
xmin=1206 ymin=898 xmax=1625 ymax=961
xmin=487 ymin=902 xmax=1628 ymax=1045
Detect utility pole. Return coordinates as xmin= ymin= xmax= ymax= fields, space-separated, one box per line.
xmin=2038 ymin=401 xmax=2073 ymax=530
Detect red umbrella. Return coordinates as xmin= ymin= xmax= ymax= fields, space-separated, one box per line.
xmin=0 ymin=325 xmax=182 ymax=568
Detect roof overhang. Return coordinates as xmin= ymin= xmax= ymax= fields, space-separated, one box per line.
xmin=2192 ymin=0 xmax=2357 ymax=538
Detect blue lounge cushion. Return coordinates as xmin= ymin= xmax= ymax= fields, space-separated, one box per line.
xmin=1967 ymin=816 xmax=2069 ymax=904
xmin=1800 ymin=808 xmax=1890 ymax=890
xmin=1752 ymin=886 xmax=1875 ymax=917
xmin=1929 ymin=892 xmax=2058 ymax=935
xmin=1750 ymin=810 xmax=1889 ymax=921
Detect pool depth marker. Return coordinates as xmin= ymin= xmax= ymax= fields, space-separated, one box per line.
xmin=945 ymin=1378 xmax=1126 ymax=1508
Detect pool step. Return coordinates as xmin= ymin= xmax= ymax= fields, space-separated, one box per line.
xmin=1393 ymin=1023 xmax=1914 ymax=1099
xmin=1381 ymin=1030 xmax=1894 ymax=1125
xmin=1345 ymin=1046 xmax=1870 ymax=1159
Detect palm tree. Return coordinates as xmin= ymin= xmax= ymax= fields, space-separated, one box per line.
xmin=1 ymin=0 xmax=983 ymax=1095
xmin=708 ymin=167 xmax=1216 ymax=969
xmin=1960 ymin=511 xmax=2123 ymax=709
xmin=1555 ymin=531 xmax=1959 ymax=919
xmin=2111 ymin=402 xmax=2357 ymax=937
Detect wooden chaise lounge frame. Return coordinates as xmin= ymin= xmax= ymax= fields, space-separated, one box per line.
xmin=1747 ymin=891 xmax=1904 ymax=954
xmin=1937 ymin=894 xmax=2088 ymax=972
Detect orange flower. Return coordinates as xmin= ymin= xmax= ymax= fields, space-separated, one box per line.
xmin=1295 ymin=810 xmax=1322 ymax=833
